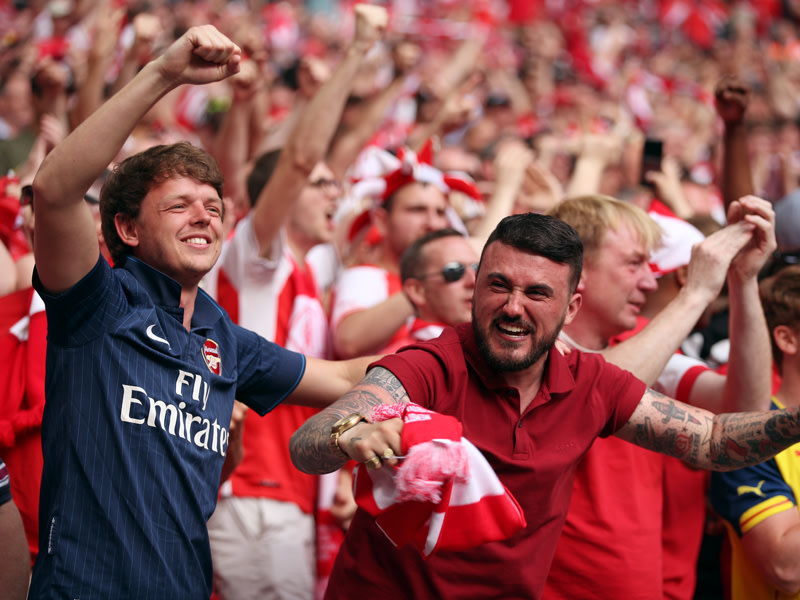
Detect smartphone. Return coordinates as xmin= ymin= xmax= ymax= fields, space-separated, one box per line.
xmin=639 ymin=138 xmax=663 ymax=189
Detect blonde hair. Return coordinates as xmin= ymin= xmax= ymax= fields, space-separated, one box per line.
xmin=548 ymin=194 xmax=663 ymax=260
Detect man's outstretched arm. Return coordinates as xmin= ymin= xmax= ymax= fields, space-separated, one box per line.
xmin=615 ymin=387 xmax=799 ymax=471
xmin=33 ymin=26 xmax=241 ymax=293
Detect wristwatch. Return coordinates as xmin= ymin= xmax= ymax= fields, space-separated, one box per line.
xmin=329 ymin=413 xmax=368 ymax=459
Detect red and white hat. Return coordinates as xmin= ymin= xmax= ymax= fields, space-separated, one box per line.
xmin=342 ymin=140 xmax=480 ymax=242
xmin=648 ymin=211 xmax=706 ymax=278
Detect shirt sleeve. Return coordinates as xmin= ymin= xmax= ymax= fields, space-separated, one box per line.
xmin=710 ymin=457 xmax=797 ymax=538
xmin=231 ymin=324 xmax=307 ymax=416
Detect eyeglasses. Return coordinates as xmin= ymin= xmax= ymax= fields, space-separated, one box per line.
xmin=308 ymin=178 xmax=341 ymax=191
xmin=419 ymin=261 xmax=478 ymax=284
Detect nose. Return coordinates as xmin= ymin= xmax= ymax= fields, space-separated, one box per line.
xmin=189 ymin=200 xmax=213 ymax=224
xmin=426 ymin=209 xmax=449 ymax=231
xmin=503 ymin=288 xmax=525 ymax=316
xmin=464 ymin=265 xmax=477 ymax=288
xmin=640 ymin=264 xmax=659 ymax=292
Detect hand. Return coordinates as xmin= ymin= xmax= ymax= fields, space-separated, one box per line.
xmin=90 ymin=0 xmax=125 ymax=61
xmin=494 ymin=139 xmax=534 ymax=192
xmin=683 ymin=221 xmax=754 ymax=305
xmin=229 ymin=57 xmax=263 ymax=103
xmin=130 ymin=13 xmax=163 ymax=65
xmin=646 ymin=156 xmax=694 ymax=220
xmin=714 ymin=75 xmax=749 ymax=125
xmin=338 ymin=417 xmax=403 ymax=470
xmin=353 ymin=4 xmax=388 ymax=51
xmin=155 ymin=25 xmax=241 ymax=88
xmin=727 ymin=195 xmax=777 ymax=281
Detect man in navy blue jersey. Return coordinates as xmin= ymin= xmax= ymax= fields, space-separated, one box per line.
xmin=26 ymin=24 xmax=379 ymax=600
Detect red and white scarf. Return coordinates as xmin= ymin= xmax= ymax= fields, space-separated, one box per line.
xmin=353 ymin=403 xmax=526 ymax=558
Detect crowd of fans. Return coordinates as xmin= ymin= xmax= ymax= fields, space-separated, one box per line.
xmin=4 ymin=0 xmax=800 ymax=599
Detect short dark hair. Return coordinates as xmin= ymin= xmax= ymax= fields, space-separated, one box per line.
xmin=100 ymin=142 xmax=224 ymax=265
xmin=483 ymin=213 xmax=584 ymax=293
xmin=400 ymin=227 xmax=465 ymax=282
xmin=246 ymin=149 xmax=282 ymax=208
xmin=760 ymin=264 xmax=800 ymax=372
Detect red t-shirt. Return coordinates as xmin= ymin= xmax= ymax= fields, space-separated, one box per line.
xmin=325 ymin=323 xmax=646 ymax=600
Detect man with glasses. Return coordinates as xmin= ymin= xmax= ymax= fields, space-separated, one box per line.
xmin=400 ymin=228 xmax=479 ymax=341
xmin=202 ymin=6 xmax=388 ymax=599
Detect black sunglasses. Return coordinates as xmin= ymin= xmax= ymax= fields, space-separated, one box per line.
xmin=419 ymin=261 xmax=478 ymax=284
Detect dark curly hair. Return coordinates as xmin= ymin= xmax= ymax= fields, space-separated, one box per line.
xmin=100 ymin=142 xmax=225 ymax=265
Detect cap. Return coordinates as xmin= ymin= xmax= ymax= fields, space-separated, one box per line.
xmin=648 ymin=212 xmax=705 ymax=278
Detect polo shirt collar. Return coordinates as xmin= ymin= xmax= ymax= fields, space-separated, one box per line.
xmin=456 ymin=322 xmax=577 ymax=397
xmin=119 ymin=257 xmax=224 ymax=328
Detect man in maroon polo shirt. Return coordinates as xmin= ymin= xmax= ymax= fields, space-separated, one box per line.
xmin=290 ymin=212 xmax=800 ymax=600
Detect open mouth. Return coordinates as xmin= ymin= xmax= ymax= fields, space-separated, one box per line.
xmin=496 ymin=321 xmax=529 ymax=339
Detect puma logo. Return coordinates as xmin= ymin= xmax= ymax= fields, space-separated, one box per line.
xmin=737 ymin=480 xmax=766 ymax=497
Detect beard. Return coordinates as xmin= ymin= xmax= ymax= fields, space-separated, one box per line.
xmin=473 ymin=313 xmax=565 ymax=373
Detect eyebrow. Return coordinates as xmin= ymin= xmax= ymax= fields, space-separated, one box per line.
xmin=486 ymin=272 xmax=554 ymax=295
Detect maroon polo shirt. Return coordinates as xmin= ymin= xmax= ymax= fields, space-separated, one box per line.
xmin=325 ymin=323 xmax=646 ymax=600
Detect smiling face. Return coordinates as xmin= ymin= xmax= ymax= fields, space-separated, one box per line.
xmin=115 ymin=176 xmax=224 ymax=288
xmin=472 ymin=241 xmax=581 ymax=376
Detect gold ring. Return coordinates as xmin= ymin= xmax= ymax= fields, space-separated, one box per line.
xmin=382 ymin=448 xmax=395 ymax=459
xmin=365 ymin=456 xmax=382 ymax=470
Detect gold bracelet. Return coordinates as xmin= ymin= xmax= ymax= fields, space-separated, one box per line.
xmin=329 ymin=413 xmax=367 ymax=459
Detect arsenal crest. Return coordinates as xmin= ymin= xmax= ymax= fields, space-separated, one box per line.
xmin=202 ymin=339 xmax=221 ymax=375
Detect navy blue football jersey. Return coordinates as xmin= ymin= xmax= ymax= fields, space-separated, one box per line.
xmin=29 ymin=256 xmax=306 ymax=599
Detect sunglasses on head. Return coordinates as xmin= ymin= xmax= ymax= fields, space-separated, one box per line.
xmin=420 ymin=261 xmax=478 ymax=284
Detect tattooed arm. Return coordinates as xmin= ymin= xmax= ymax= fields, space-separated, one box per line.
xmin=615 ymin=388 xmax=800 ymax=470
xmin=290 ymin=366 xmax=409 ymax=475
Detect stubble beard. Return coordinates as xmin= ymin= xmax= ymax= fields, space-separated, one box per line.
xmin=473 ymin=314 xmax=565 ymax=373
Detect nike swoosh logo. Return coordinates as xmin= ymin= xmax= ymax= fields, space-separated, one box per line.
xmin=146 ymin=324 xmax=170 ymax=347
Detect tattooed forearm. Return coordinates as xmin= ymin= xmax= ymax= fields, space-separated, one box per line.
xmin=289 ymin=367 xmax=409 ymax=475
xmin=709 ymin=410 xmax=800 ymax=470
xmin=619 ymin=387 xmax=800 ymax=471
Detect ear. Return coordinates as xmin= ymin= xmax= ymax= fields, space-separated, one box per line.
xmin=575 ymin=274 xmax=587 ymax=294
xmin=674 ymin=265 xmax=689 ymax=287
xmin=563 ymin=291 xmax=582 ymax=326
xmin=402 ymin=278 xmax=425 ymax=314
xmin=774 ymin=325 xmax=799 ymax=357
xmin=114 ymin=213 xmax=140 ymax=249
xmin=373 ymin=205 xmax=390 ymax=237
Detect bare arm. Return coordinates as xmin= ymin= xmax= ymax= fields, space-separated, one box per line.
xmin=72 ymin=0 xmax=125 ymax=126
xmin=0 ymin=238 xmax=17 ymax=296
xmin=615 ymin=387 xmax=800 ymax=471
xmin=716 ymin=75 xmax=754 ymax=211
xmin=286 ymin=354 xmax=382 ymax=408
xmin=332 ymin=291 xmax=415 ymax=358
xmin=290 ymin=366 xmax=407 ymax=474
xmin=740 ymin=507 xmax=800 ymax=594
xmin=0 ymin=498 xmax=29 ymax=600
xmin=251 ymin=4 xmax=388 ymax=257
xmin=32 ymin=25 xmax=242 ymax=293
xmin=212 ymin=57 xmax=262 ymax=219
xmin=469 ymin=139 xmax=534 ymax=245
